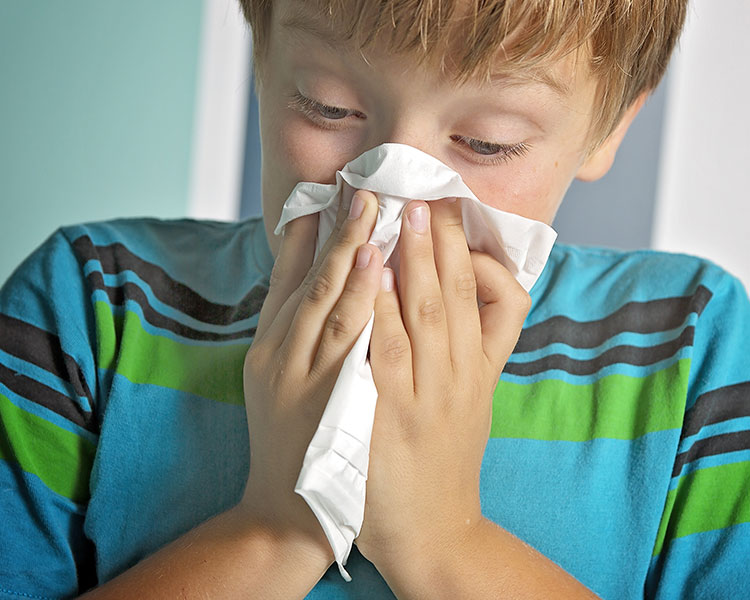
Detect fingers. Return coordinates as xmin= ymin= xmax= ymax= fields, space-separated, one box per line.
xmin=471 ymin=251 xmax=532 ymax=370
xmin=397 ymin=201 xmax=451 ymax=387
xmin=262 ymin=192 xmax=352 ymax=347
xmin=429 ymin=199 xmax=482 ymax=367
xmin=309 ymin=242 xmax=384 ymax=376
xmin=256 ymin=213 xmax=319 ymax=340
xmin=280 ymin=190 xmax=383 ymax=374
xmin=370 ymin=267 xmax=413 ymax=398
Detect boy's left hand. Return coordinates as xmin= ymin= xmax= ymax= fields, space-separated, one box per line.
xmin=355 ymin=197 xmax=531 ymax=568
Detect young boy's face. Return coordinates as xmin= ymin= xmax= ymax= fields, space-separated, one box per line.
xmin=256 ymin=0 xmax=618 ymax=255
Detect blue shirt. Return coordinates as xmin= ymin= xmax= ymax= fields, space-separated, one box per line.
xmin=1 ymin=217 xmax=748 ymax=599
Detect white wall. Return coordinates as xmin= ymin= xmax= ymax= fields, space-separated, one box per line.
xmin=653 ymin=0 xmax=750 ymax=290
xmin=188 ymin=0 xmax=252 ymax=222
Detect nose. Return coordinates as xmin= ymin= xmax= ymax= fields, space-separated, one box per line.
xmin=367 ymin=114 xmax=439 ymax=159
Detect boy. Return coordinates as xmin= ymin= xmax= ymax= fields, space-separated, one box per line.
xmin=1 ymin=0 xmax=748 ymax=597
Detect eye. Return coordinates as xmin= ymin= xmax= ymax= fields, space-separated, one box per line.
xmin=451 ymin=135 xmax=530 ymax=166
xmin=288 ymin=92 xmax=363 ymax=124
xmin=312 ymin=102 xmax=349 ymax=120
xmin=287 ymin=91 xmax=527 ymax=165
xmin=455 ymin=136 xmax=503 ymax=155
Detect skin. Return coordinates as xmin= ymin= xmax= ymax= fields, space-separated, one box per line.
xmin=245 ymin=0 xmax=643 ymax=594
xmin=257 ymin=1 xmax=643 ymax=253
xmin=81 ymin=0 xmax=645 ymax=597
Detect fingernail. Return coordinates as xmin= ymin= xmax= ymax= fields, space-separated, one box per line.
xmin=348 ymin=192 xmax=365 ymax=220
xmin=407 ymin=205 xmax=428 ymax=233
xmin=355 ymin=245 xmax=372 ymax=269
xmin=445 ymin=197 xmax=457 ymax=203
xmin=381 ymin=268 xmax=394 ymax=291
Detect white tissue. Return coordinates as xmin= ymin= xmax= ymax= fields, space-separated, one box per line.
xmin=274 ymin=143 xmax=557 ymax=580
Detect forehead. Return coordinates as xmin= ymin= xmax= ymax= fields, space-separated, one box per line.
xmin=275 ymin=0 xmax=582 ymax=96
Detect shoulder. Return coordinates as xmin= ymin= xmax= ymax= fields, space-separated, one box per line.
xmin=529 ymin=243 xmax=743 ymax=325
xmin=525 ymin=243 xmax=750 ymax=395
xmin=57 ymin=216 xmax=274 ymax=289
xmin=1 ymin=215 xmax=275 ymax=367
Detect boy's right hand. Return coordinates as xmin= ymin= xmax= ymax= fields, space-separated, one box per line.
xmin=240 ymin=190 xmax=383 ymax=562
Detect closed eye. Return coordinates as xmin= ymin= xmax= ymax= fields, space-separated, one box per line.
xmin=287 ymin=91 xmax=530 ymax=166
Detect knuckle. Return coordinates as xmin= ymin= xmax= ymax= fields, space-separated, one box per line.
xmin=325 ymin=310 xmax=353 ymax=340
xmin=336 ymin=226 xmax=356 ymax=247
xmin=511 ymin=287 xmax=533 ymax=314
xmin=454 ymin=270 xmax=477 ymax=300
xmin=443 ymin=215 xmax=464 ymax=231
xmin=305 ymin=269 xmax=336 ymax=304
xmin=417 ymin=296 xmax=444 ymax=325
xmin=379 ymin=333 xmax=410 ymax=364
xmin=244 ymin=343 xmax=283 ymax=390
xmin=343 ymin=269 xmax=368 ymax=295
xmin=334 ymin=219 xmax=360 ymax=246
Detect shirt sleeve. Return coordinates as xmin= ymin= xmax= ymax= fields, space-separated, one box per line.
xmin=0 ymin=230 xmax=100 ymax=598
xmin=646 ymin=269 xmax=750 ymax=599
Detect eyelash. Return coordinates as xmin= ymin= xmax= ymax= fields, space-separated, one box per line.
xmin=287 ymin=92 xmax=530 ymax=166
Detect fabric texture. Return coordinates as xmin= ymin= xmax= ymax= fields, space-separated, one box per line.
xmin=0 ymin=216 xmax=748 ymax=599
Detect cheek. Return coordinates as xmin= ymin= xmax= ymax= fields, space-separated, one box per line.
xmin=259 ymin=109 xmax=364 ymax=254
xmin=275 ymin=117 xmax=362 ymax=186
xmin=463 ymin=152 xmax=580 ymax=225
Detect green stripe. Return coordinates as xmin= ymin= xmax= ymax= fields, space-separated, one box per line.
xmin=491 ymin=359 xmax=690 ymax=441
xmin=95 ymin=301 xmax=247 ymax=405
xmin=652 ymin=460 xmax=750 ymax=557
xmin=0 ymin=393 xmax=95 ymax=503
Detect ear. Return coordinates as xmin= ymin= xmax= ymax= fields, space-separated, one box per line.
xmin=575 ymin=92 xmax=648 ymax=182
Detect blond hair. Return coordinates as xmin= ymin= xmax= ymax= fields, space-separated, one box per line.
xmin=239 ymin=0 xmax=687 ymax=146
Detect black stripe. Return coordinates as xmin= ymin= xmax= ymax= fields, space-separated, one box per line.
xmin=671 ymin=430 xmax=750 ymax=478
xmin=682 ymin=382 xmax=750 ymax=440
xmin=0 ymin=314 xmax=95 ymax=405
xmin=504 ymin=327 xmax=694 ymax=377
xmin=72 ymin=235 xmax=267 ymax=326
xmin=86 ymin=272 xmax=261 ymax=342
xmin=515 ymin=286 xmax=712 ymax=353
xmin=0 ymin=362 xmax=97 ymax=433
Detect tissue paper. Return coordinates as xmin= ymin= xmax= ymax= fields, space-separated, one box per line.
xmin=274 ymin=143 xmax=557 ymax=580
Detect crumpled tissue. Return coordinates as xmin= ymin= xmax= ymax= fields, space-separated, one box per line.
xmin=274 ymin=143 xmax=557 ymax=580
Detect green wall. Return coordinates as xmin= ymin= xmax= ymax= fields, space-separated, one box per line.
xmin=0 ymin=1 xmax=204 ymax=284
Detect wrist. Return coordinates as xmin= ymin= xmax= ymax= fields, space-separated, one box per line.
xmin=369 ymin=514 xmax=487 ymax=598
xmin=227 ymin=502 xmax=334 ymax=577
xmin=373 ymin=517 xmax=599 ymax=600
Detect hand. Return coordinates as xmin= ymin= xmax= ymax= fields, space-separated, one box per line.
xmin=240 ymin=190 xmax=384 ymax=561
xmin=355 ymin=198 xmax=531 ymax=569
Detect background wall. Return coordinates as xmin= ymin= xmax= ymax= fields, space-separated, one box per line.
xmin=0 ymin=0 xmax=250 ymax=285
xmin=652 ymin=0 xmax=750 ymax=287
xmin=0 ymin=1 xmax=202 ymax=284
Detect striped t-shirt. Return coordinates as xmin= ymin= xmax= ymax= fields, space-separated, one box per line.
xmin=1 ymin=217 xmax=748 ymax=599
